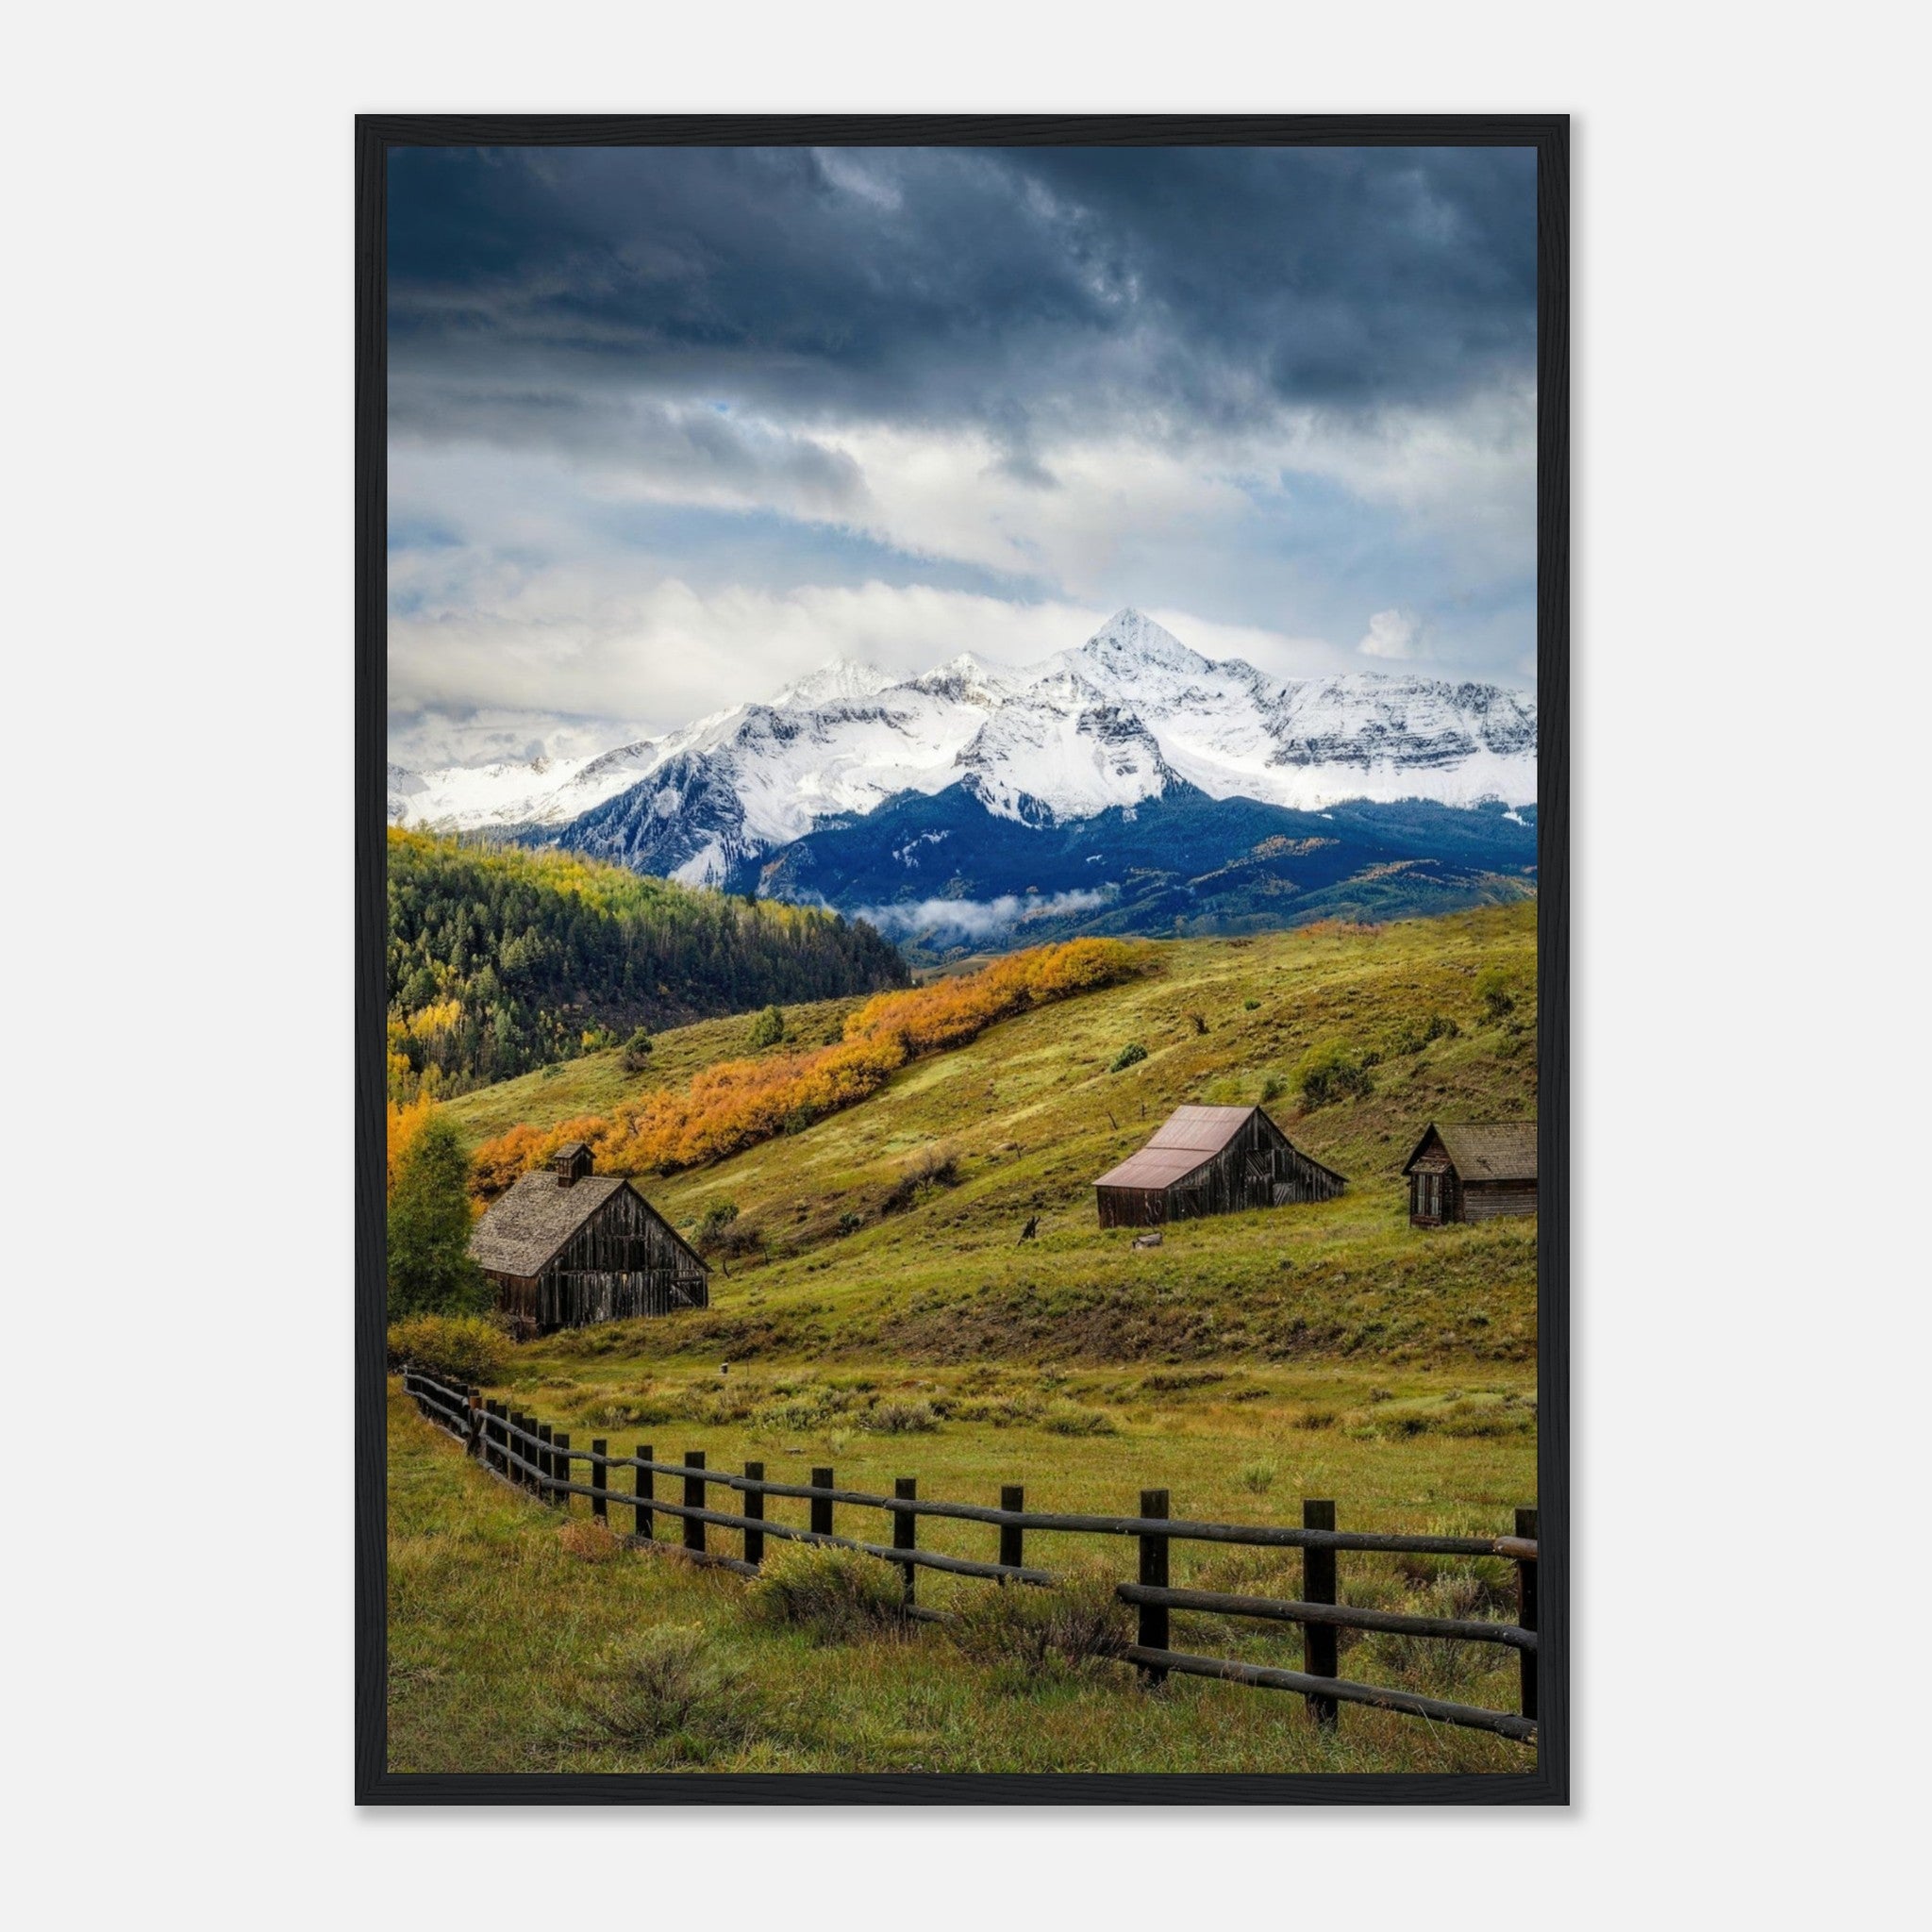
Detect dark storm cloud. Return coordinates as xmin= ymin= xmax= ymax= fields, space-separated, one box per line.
xmin=387 ymin=144 xmax=1535 ymax=452
xmin=387 ymin=143 xmax=1539 ymax=764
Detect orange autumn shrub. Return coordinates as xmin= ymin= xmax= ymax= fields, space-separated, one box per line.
xmin=468 ymin=1115 xmax=608 ymax=1201
xmin=469 ymin=937 xmax=1146 ymax=1193
xmin=467 ymin=1121 xmax=545 ymax=1198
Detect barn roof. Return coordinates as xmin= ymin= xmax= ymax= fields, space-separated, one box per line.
xmin=1093 ymin=1104 xmax=1302 ymax=1192
xmin=470 ymin=1173 xmax=627 ymax=1277
xmin=1403 ymin=1122 xmax=1538 ymax=1182
xmin=1091 ymin=1145 xmax=1218 ymax=1191
xmin=1147 ymin=1105 xmax=1268 ymax=1152
xmin=469 ymin=1172 xmax=708 ymax=1280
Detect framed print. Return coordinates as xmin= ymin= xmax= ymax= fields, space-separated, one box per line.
xmin=357 ymin=113 xmax=1568 ymax=1804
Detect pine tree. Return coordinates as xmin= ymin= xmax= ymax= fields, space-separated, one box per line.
xmin=387 ymin=1113 xmax=490 ymax=1317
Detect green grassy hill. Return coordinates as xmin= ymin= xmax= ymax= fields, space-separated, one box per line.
xmin=447 ymin=901 xmax=1538 ymax=1374
xmin=401 ymin=902 xmax=1540 ymax=1777
xmin=442 ymin=990 xmax=882 ymax=1143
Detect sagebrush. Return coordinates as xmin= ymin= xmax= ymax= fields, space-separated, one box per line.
xmin=386 ymin=1312 xmax=510 ymax=1382
xmin=745 ymin=1545 xmax=909 ymax=1641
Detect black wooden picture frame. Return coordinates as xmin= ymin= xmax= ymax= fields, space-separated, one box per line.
xmin=355 ymin=111 xmax=1568 ymax=1806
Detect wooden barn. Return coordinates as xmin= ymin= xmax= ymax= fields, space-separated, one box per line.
xmin=1092 ymin=1104 xmax=1346 ymax=1229
xmin=1402 ymin=1123 xmax=1538 ymax=1226
xmin=469 ymin=1142 xmax=708 ymax=1332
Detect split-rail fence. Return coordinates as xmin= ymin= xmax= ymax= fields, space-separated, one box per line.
xmin=401 ymin=1366 xmax=1539 ymax=1746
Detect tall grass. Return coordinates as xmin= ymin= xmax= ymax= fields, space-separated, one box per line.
xmin=387 ymin=1388 xmax=1532 ymax=1774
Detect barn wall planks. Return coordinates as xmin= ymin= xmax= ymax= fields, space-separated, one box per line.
xmin=1096 ymin=1111 xmax=1344 ymax=1228
xmin=1462 ymin=1182 xmax=1538 ymax=1222
xmin=491 ymin=1186 xmax=708 ymax=1330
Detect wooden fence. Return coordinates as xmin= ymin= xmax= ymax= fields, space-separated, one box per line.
xmin=401 ymin=1365 xmax=1539 ymax=1746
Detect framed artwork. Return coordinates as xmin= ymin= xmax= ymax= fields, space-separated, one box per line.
xmin=357 ymin=113 xmax=1568 ymax=1804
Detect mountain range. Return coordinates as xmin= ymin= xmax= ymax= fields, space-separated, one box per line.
xmin=389 ymin=610 xmax=1537 ymax=956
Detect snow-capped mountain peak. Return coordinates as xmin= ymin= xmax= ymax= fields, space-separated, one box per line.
xmin=1074 ymin=608 xmax=1209 ymax=677
xmin=773 ymin=658 xmax=898 ymax=709
xmin=388 ymin=611 xmax=1536 ymax=872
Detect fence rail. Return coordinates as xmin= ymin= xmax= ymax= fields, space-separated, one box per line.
xmin=401 ymin=1365 xmax=1538 ymax=1746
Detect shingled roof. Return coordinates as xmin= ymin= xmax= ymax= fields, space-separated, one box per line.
xmin=1403 ymin=1123 xmax=1537 ymax=1183
xmin=469 ymin=1173 xmax=631 ymax=1279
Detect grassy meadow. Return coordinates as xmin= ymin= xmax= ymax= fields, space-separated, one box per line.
xmin=388 ymin=1386 xmax=1532 ymax=1775
xmin=393 ymin=901 xmax=1540 ymax=1774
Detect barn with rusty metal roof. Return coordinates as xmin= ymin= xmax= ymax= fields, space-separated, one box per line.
xmin=1091 ymin=1104 xmax=1346 ymax=1228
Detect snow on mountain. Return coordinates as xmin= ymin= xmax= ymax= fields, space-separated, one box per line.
xmin=957 ymin=674 xmax=1182 ymax=824
xmin=384 ymin=747 xmax=662 ymax=831
xmin=772 ymin=658 xmax=901 ymax=709
xmin=389 ymin=609 xmax=1536 ymax=864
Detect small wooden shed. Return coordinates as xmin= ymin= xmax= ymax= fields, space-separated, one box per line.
xmin=1092 ymin=1104 xmax=1346 ymax=1228
xmin=470 ymin=1142 xmax=708 ymax=1332
xmin=1402 ymin=1123 xmax=1538 ymax=1226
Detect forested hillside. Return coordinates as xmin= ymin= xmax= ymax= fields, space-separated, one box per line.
xmin=386 ymin=830 xmax=908 ymax=1098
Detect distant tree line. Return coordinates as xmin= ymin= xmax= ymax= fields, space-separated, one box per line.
xmin=386 ymin=829 xmax=908 ymax=1098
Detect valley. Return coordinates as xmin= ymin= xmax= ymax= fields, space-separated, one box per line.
xmin=443 ymin=901 xmax=1538 ymax=1371
xmin=397 ymin=885 xmax=1541 ymax=1778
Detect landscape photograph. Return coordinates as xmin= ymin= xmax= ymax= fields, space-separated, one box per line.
xmin=378 ymin=138 xmax=1548 ymax=1782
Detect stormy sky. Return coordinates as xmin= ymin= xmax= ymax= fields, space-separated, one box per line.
xmin=388 ymin=143 xmax=1538 ymax=771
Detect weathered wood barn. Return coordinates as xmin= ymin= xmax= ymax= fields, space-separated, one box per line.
xmin=1402 ymin=1123 xmax=1538 ymax=1226
xmin=469 ymin=1142 xmax=708 ymax=1332
xmin=1092 ymin=1104 xmax=1346 ymax=1228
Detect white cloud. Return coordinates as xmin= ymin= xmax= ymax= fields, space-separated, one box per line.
xmin=388 ymin=560 xmax=1374 ymax=769
xmin=849 ymin=889 xmax=1112 ymax=941
xmin=813 ymin=149 xmax=905 ymax=212
xmin=817 ymin=421 xmax=1254 ymax=597
xmin=385 ymin=708 xmax=645 ymax=774
xmin=387 ymin=383 xmax=1534 ymax=767
xmin=397 ymin=384 xmax=1533 ymax=627
xmin=389 ymin=575 xmax=1108 ymax=761
xmin=1358 ymin=608 xmax=1424 ymax=659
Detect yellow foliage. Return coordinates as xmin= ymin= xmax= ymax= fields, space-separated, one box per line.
xmin=470 ymin=937 xmax=1145 ymax=1196
xmin=405 ymin=1000 xmax=463 ymax=1042
xmin=385 ymin=1091 xmax=437 ymax=1197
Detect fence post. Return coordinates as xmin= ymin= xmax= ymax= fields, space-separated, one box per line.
xmin=553 ymin=1432 xmax=571 ymax=1513
xmin=1303 ymin=1499 xmax=1339 ymax=1730
xmin=635 ymin=1445 xmax=655 ymax=1541
xmin=1516 ymin=1506 xmax=1539 ymax=1724
xmin=999 ymin=1484 xmax=1024 ymax=1580
xmin=743 ymin=1462 xmax=765 ymax=1567
xmin=1137 ymin=1489 xmax=1170 ymax=1686
xmin=514 ymin=1413 xmax=535 ymax=1491
xmin=482 ymin=1400 xmax=499 ymax=1472
xmin=536 ymin=1423 xmax=554 ymax=1503
xmin=810 ymin=1466 xmax=834 ymax=1538
xmin=683 ymin=1450 xmax=707 ymax=1556
xmin=591 ymin=1440 xmax=608 ymax=1523
xmin=894 ymin=1477 xmax=918 ymax=1608
xmin=466 ymin=1391 xmax=484 ymax=1459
